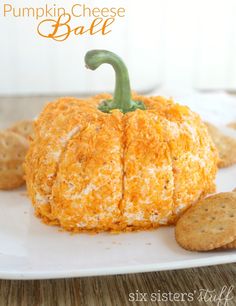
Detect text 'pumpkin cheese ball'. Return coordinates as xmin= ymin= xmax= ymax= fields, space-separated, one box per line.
xmin=25 ymin=50 xmax=218 ymax=232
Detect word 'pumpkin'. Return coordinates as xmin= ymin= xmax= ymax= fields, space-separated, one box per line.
xmin=25 ymin=50 xmax=218 ymax=232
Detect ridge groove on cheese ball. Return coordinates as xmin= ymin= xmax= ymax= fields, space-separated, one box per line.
xmin=175 ymin=192 xmax=236 ymax=251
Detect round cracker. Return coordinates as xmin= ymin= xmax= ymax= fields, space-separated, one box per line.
xmin=175 ymin=192 xmax=236 ymax=251
xmin=220 ymin=240 xmax=236 ymax=250
xmin=0 ymin=131 xmax=29 ymax=190
xmin=205 ymin=122 xmax=236 ymax=168
xmin=227 ymin=122 xmax=236 ymax=130
xmin=8 ymin=120 xmax=34 ymax=140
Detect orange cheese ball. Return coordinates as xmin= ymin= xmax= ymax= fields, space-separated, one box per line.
xmin=25 ymin=94 xmax=218 ymax=232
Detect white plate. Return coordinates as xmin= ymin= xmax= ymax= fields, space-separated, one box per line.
xmin=1 ymin=92 xmax=236 ymax=280
xmin=1 ymin=158 xmax=236 ymax=280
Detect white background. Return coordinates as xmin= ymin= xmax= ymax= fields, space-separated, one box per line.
xmin=0 ymin=0 xmax=236 ymax=95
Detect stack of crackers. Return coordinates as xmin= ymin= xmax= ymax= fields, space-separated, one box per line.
xmin=176 ymin=121 xmax=236 ymax=251
xmin=205 ymin=122 xmax=236 ymax=168
xmin=0 ymin=121 xmax=33 ymax=190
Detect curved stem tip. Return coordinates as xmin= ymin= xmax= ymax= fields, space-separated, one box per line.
xmin=85 ymin=50 xmax=146 ymax=114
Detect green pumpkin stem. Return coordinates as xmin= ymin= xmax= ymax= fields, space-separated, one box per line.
xmin=85 ymin=50 xmax=146 ymax=114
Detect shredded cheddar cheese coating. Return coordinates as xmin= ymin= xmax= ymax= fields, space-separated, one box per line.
xmin=25 ymin=94 xmax=218 ymax=232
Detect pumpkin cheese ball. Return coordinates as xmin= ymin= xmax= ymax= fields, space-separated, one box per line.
xmin=25 ymin=50 xmax=218 ymax=232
